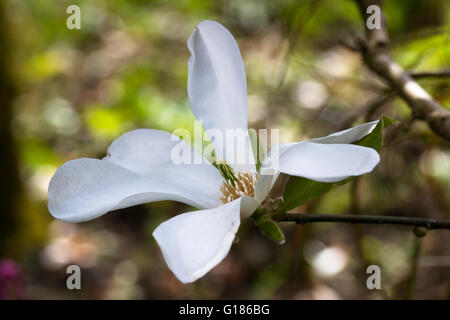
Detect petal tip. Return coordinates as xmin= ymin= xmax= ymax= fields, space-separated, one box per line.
xmin=196 ymin=19 xmax=224 ymax=31
xmin=152 ymin=200 xmax=242 ymax=284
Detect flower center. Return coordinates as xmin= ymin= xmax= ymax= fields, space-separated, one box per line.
xmin=213 ymin=160 xmax=258 ymax=204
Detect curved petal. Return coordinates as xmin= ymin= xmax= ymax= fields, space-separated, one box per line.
xmin=255 ymin=143 xmax=289 ymax=203
xmin=275 ymin=142 xmax=380 ymax=182
xmin=240 ymin=195 xmax=260 ymax=219
xmin=187 ymin=20 xmax=247 ymax=138
xmin=187 ymin=20 xmax=254 ymax=171
xmin=255 ymin=121 xmax=380 ymax=197
xmin=254 ymin=172 xmax=280 ymax=204
xmin=309 ymin=121 xmax=379 ymax=144
xmin=153 ymin=198 xmax=242 ymax=284
xmin=106 ymin=129 xmax=220 ymax=176
xmin=48 ymin=158 xmax=223 ymax=223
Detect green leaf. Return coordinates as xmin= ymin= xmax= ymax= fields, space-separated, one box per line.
xmin=355 ymin=116 xmax=398 ymax=152
xmin=254 ymin=217 xmax=285 ymax=244
xmin=335 ymin=116 xmax=398 ymax=186
xmin=278 ymin=177 xmax=332 ymax=213
xmin=355 ymin=121 xmax=383 ymax=151
xmin=278 ymin=116 xmax=398 ymax=212
xmin=381 ymin=116 xmax=399 ymax=127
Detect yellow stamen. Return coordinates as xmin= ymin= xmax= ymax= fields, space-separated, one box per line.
xmin=220 ymin=172 xmax=259 ymax=204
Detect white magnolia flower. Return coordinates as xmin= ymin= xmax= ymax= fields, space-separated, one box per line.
xmin=48 ymin=20 xmax=380 ymax=284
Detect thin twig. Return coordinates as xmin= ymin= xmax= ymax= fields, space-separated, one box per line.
xmin=410 ymin=70 xmax=450 ymax=80
xmin=274 ymin=213 xmax=450 ymax=230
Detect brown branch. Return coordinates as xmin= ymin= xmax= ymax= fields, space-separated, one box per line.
xmin=274 ymin=213 xmax=450 ymax=230
xmin=354 ymin=0 xmax=450 ymax=141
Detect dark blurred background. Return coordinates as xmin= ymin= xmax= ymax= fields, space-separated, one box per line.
xmin=0 ymin=0 xmax=449 ymax=299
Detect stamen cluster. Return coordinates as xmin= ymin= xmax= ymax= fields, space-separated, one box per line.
xmin=213 ymin=160 xmax=258 ymax=203
xmin=219 ymin=172 xmax=258 ymax=203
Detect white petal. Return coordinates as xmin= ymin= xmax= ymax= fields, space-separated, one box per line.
xmin=153 ymin=199 xmax=242 ymax=284
xmin=254 ymin=173 xmax=279 ymax=204
xmin=239 ymin=195 xmax=260 ymax=219
xmin=188 ymin=20 xmax=247 ymax=137
xmin=187 ymin=20 xmax=255 ymax=171
xmin=48 ymin=158 xmax=223 ymax=223
xmin=275 ymin=142 xmax=380 ymax=182
xmin=254 ymin=145 xmax=287 ymax=203
xmin=255 ymin=121 xmax=380 ymax=196
xmin=106 ymin=128 xmax=223 ymax=196
xmin=309 ymin=121 xmax=379 ymax=144
xmin=106 ymin=129 xmax=217 ymax=175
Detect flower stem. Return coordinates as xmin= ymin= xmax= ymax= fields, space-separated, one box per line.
xmin=406 ymin=236 xmax=422 ymax=299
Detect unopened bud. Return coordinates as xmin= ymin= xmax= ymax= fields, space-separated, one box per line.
xmin=413 ymin=226 xmax=428 ymax=238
